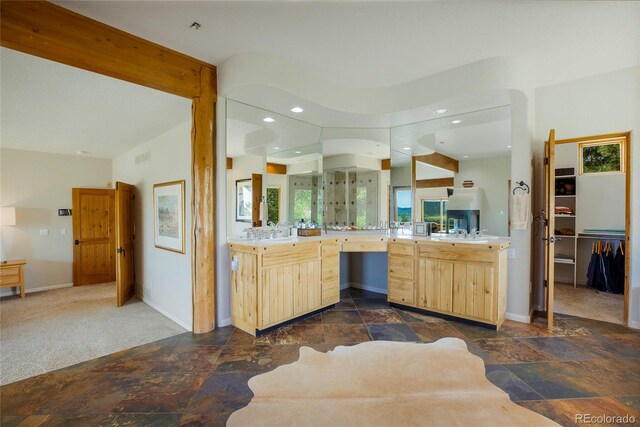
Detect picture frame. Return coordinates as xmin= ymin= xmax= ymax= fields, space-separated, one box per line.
xmin=236 ymin=179 xmax=252 ymax=223
xmin=153 ymin=180 xmax=185 ymax=254
xmin=413 ymin=222 xmax=428 ymax=236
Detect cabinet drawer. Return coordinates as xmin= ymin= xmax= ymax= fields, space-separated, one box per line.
xmin=0 ymin=267 xmax=20 ymax=277
xmin=418 ymin=245 xmax=494 ymax=264
xmin=388 ymin=256 xmax=415 ymax=280
xmin=321 ymin=244 xmax=340 ymax=257
xmin=342 ymin=241 xmax=387 ymax=252
xmin=322 ymin=263 xmax=339 ymax=281
xmin=262 ymin=247 xmax=319 ymax=268
xmin=0 ymin=275 xmax=20 ymax=285
xmin=389 ymin=243 xmax=415 ymax=257
xmin=322 ymin=279 xmax=340 ymax=305
xmin=388 ymin=278 xmax=414 ymax=304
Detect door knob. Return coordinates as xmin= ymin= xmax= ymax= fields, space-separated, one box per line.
xmin=74 ymin=240 xmax=80 ymax=245
xmin=542 ymin=236 xmax=560 ymax=243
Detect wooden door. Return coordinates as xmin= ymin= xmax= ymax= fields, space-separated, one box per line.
xmin=115 ymin=182 xmax=135 ymax=307
xmin=417 ymin=259 xmax=453 ymax=312
xmin=261 ymin=259 xmax=321 ymax=328
xmin=72 ymin=188 xmax=115 ymax=285
xmin=544 ymin=130 xmax=557 ymax=328
xmin=452 ymin=263 xmax=495 ymax=322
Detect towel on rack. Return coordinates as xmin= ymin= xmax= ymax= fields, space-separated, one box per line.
xmin=512 ymin=193 xmax=531 ymax=230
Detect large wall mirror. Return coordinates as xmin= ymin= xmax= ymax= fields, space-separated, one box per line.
xmin=227 ymin=100 xmax=512 ymax=238
xmin=390 ymin=105 xmax=512 ymax=236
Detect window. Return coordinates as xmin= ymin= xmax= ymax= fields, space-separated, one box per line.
xmin=579 ymin=140 xmax=624 ymax=175
xmin=266 ymin=187 xmax=280 ymax=224
xmin=422 ymin=199 xmax=447 ymax=231
xmin=293 ymin=189 xmax=312 ymax=222
xmin=394 ymin=187 xmax=412 ymax=222
xmin=355 ymin=186 xmax=367 ymax=228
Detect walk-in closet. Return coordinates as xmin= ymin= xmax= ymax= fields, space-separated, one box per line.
xmin=553 ymin=136 xmax=627 ymax=324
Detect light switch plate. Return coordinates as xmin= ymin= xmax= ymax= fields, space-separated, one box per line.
xmin=508 ymin=247 xmax=516 ymax=259
xmin=40 ymin=229 xmax=49 ymax=236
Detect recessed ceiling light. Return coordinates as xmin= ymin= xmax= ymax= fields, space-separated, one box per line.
xmin=433 ymin=108 xmax=448 ymax=114
xmin=290 ymin=107 xmax=304 ymax=113
xmin=263 ymin=117 xmax=275 ymax=123
xmin=273 ymin=146 xmax=280 ymax=150
xmin=463 ymin=155 xmax=469 ymax=158
xmin=450 ymin=119 xmax=462 ymax=124
xmin=76 ymin=150 xmax=90 ymax=155
xmin=402 ymin=147 xmax=411 ymax=150
xmin=294 ymin=151 xmax=302 ymax=154
xmin=507 ymin=145 xmax=512 ymax=148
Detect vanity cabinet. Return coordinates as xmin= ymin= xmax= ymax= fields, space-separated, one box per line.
xmin=230 ymin=241 xmax=324 ymax=335
xmin=390 ymin=239 xmax=508 ymax=329
xmin=321 ymin=239 xmax=341 ymax=305
xmin=388 ymin=240 xmax=416 ymax=305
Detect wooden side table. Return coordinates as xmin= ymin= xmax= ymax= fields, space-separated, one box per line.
xmin=0 ymin=260 xmax=27 ymax=299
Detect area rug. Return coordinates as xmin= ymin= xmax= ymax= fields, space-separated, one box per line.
xmin=228 ymin=338 xmax=559 ymax=427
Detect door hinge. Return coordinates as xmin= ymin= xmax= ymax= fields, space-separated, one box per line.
xmin=132 ymin=193 xmax=135 ymax=200
xmin=544 ymin=157 xmax=549 ymax=165
xmin=544 ymin=279 xmax=548 ymax=288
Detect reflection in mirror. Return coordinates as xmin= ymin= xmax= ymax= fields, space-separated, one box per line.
xmin=321 ymin=128 xmax=390 ymax=230
xmin=390 ymin=105 xmax=512 ymax=236
xmin=226 ymin=100 xmax=322 ymax=236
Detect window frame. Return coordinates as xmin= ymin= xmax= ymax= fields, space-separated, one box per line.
xmin=578 ymin=139 xmax=625 ymax=176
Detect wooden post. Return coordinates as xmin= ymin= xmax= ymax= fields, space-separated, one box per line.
xmin=191 ymin=66 xmax=216 ymax=333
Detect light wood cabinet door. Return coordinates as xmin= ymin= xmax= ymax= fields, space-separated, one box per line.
xmin=452 ymin=263 xmax=496 ymax=322
xmin=230 ymin=252 xmax=258 ymax=331
xmin=262 ymin=259 xmax=321 ymax=328
xmin=417 ymin=259 xmax=453 ymax=312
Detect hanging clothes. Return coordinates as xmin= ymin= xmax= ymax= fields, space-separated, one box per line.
xmin=586 ymin=241 xmax=602 ymax=290
xmin=601 ymin=242 xmax=615 ymax=293
xmin=613 ymin=242 xmax=625 ymax=294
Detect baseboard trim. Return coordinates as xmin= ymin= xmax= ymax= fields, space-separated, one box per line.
xmin=135 ymin=292 xmax=192 ymax=332
xmin=506 ymin=312 xmax=531 ymax=323
xmin=218 ymin=317 xmax=232 ymax=327
xmin=347 ymin=281 xmax=388 ymax=296
xmin=628 ymin=320 xmax=640 ymax=330
xmin=0 ymin=282 xmax=73 ymax=297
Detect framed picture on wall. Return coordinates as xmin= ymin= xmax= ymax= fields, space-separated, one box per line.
xmin=236 ymin=179 xmax=252 ymax=222
xmin=153 ymin=180 xmax=185 ymax=253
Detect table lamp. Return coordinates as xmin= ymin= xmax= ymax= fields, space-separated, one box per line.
xmin=1 ymin=206 xmax=16 ymax=264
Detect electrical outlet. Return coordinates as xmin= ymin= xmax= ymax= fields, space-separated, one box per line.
xmin=39 ymin=229 xmax=49 ymax=236
xmin=508 ymin=247 xmax=516 ymax=259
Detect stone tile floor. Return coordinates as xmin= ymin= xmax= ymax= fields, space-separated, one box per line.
xmin=2 ymin=288 xmax=639 ymax=426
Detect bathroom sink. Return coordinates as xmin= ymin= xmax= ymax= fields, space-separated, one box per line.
xmin=433 ymin=237 xmax=489 ymax=244
xmin=228 ymin=235 xmax=298 ymax=244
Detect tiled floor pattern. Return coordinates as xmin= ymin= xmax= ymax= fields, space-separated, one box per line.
xmin=2 ymin=288 xmax=639 ymax=427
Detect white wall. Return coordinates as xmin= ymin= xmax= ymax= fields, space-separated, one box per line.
xmin=534 ymin=66 xmax=640 ymax=328
xmin=454 ymin=156 xmax=511 ymax=237
xmin=0 ymin=148 xmax=112 ymax=293
xmin=226 ymin=154 xmax=264 ymax=236
xmin=112 ymin=121 xmax=193 ymax=330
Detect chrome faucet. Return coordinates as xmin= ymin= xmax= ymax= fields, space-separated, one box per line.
xmin=457 ymin=229 xmax=468 ymax=239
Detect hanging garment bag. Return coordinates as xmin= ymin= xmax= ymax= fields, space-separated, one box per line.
xmin=614 ymin=242 xmax=625 ymax=294
xmin=601 ymin=242 xmax=615 ymax=293
xmin=586 ymin=241 xmax=600 ymax=289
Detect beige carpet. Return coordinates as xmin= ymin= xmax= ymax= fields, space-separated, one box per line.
xmin=0 ymin=282 xmax=186 ymax=385
xmin=554 ymin=282 xmax=623 ymax=324
xmin=228 ymin=339 xmax=560 ymax=427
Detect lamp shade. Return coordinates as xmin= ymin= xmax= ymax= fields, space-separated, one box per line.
xmin=1 ymin=207 xmax=16 ymax=226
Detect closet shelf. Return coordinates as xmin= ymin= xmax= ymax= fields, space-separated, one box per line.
xmin=555 ymin=195 xmax=576 ymax=198
xmin=555 ymin=175 xmax=576 ymax=179
xmin=555 ymin=215 xmax=576 ymax=218
xmin=554 ymin=258 xmax=575 ymax=265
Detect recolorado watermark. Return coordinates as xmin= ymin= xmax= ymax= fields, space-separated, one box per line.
xmin=576 ymin=413 xmax=636 ymax=424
